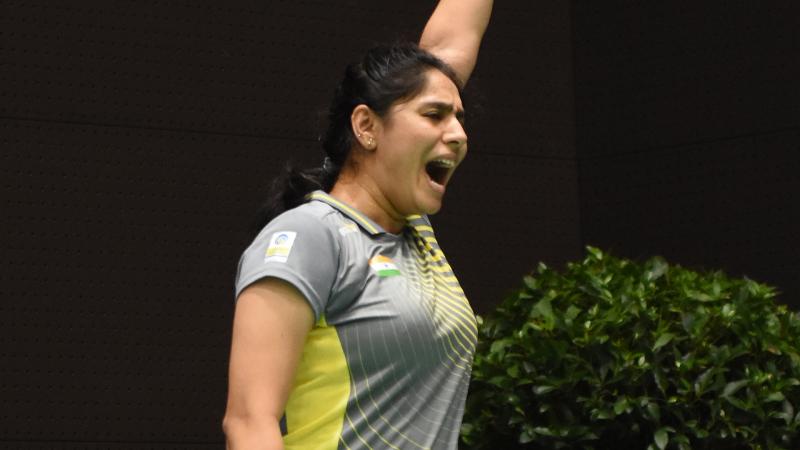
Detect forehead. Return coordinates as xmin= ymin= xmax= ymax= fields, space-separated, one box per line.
xmin=398 ymin=69 xmax=463 ymax=110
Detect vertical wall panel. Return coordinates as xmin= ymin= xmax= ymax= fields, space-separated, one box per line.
xmin=1 ymin=118 xmax=305 ymax=443
xmin=435 ymin=0 xmax=581 ymax=313
xmin=1 ymin=0 xmax=580 ymax=446
xmin=433 ymin=153 xmax=579 ymax=314
xmin=574 ymin=0 xmax=800 ymax=304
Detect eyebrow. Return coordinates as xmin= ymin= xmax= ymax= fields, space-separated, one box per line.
xmin=420 ymin=101 xmax=466 ymax=122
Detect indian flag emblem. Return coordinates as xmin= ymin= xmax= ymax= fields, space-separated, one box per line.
xmin=369 ymin=255 xmax=401 ymax=277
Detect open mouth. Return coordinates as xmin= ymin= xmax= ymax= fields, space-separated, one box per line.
xmin=425 ymin=158 xmax=455 ymax=187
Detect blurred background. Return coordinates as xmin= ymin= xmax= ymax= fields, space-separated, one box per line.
xmin=1 ymin=0 xmax=798 ymax=447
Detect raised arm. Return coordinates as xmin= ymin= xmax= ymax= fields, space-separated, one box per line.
xmin=419 ymin=0 xmax=494 ymax=86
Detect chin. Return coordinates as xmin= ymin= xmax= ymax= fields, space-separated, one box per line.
xmin=417 ymin=198 xmax=443 ymax=216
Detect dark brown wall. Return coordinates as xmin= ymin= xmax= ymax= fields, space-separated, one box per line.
xmin=574 ymin=1 xmax=800 ymax=306
xmin=431 ymin=0 xmax=580 ymax=313
xmin=0 ymin=0 xmax=578 ymax=446
xmin=6 ymin=0 xmax=795 ymax=446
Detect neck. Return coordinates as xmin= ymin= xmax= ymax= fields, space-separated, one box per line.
xmin=329 ymin=175 xmax=405 ymax=234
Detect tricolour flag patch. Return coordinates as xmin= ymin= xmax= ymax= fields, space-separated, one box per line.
xmin=369 ymin=255 xmax=401 ymax=277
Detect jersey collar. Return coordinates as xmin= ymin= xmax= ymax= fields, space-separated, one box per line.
xmin=307 ymin=191 xmax=387 ymax=236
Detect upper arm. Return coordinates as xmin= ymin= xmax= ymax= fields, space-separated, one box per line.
xmin=419 ymin=0 xmax=494 ymax=86
xmin=423 ymin=45 xmax=478 ymax=88
xmin=225 ymin=209 xmax=340 ymax=445
xmin=225 ymin=278 xmax=314 ymax=430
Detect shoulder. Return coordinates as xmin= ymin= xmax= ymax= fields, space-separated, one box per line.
xmin=235 ymin=201 xmax=346 ymax=311
xmin=241 ymin=201 xmax=345 ymax=272
xmin=254 ymin=201 xmax=341 ymax=244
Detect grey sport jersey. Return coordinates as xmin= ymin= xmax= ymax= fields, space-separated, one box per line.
xmin=235 ymin=191 xmax=477 ymax=449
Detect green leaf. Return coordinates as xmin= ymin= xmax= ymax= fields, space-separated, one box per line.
xmin=565 ymin=305 xmax=582 ymax=322
xmin=652 ymin=366 xmax=667 ymax=393
xmin=766 ymin=392 xmax=786 ymax=402
xmin=532 ymin=426 xmax=555 ymax=436
xmin=653 ymin=333 xmax=675 ymax=351
xmin=587 ymin=246 xmax=603 ymax=260
xmin=519 ymin=429 xmax=534 ymax=444
xmin=654 ymin=428 xmax=669 ymax=450
xmin=489 ymin=339 xmax=512 ymax=355
xmin=673 ymin=433 xmax=691 ymax=450
xmin=793 ymin=410 xmax=800 ymax=426
xmin=693 ymin=368 xmax=715 ymax=396
xmin=783 ymin=400 xmax=795 ymax=424
xmin=722 ymin=379 xmax=748 ymax=397
xmin=506 ymin=365 xmax=519 ymax=378
xmin=592 ymin=408 xmax=613 ymax=420
xmin=645 ymin=402 xmax=661 ymax=422
xmin=724 ymin=395 xmax=750 ymax=411
xmin=646 ymin=257 xmax=668 ymax=281
xmin=488 ymin=375 xmax=506 ymax=387
xmin=687 ymin=289 xmax=714 ymax=302
xmin=522 ymin=361 xmax=536 ymax=374
xmin=532 ymin=297 xmax=555 ymax=330
xmin=614 ymin=397 xmax=630 ymax=415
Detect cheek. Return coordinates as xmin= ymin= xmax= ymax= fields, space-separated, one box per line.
xmin=387 ymin=139 xmax=424 ymax=169
xmin=380 ymin=121 xmax=435 ymax=175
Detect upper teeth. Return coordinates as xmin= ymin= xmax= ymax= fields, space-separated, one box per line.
xmin=430 ymin=159 xmax=455 ymax=168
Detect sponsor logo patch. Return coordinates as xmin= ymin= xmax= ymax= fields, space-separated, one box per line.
xmin=338 ymin=219 xmax=359 ymax=236
xmin=264 ymin=231 xmax=297 ymax=263
xmin=369 ymin=255 xmax=401 ymax=277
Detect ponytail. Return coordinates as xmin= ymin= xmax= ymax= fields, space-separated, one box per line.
xmin=250 ymin=162 xmax=338 ymax=233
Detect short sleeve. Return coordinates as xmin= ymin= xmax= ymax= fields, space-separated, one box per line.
xmin=234 ymin=209 xmax=340 ymax=321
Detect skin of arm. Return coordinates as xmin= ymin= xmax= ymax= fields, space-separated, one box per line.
xmin=419 ymin=0 xmax=494 ymax=86
xmin=223 ymin=278 xmax=315 ymax=450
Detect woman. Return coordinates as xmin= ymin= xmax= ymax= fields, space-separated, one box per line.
xmin=223 ymin=1 xmax=493 ymax=449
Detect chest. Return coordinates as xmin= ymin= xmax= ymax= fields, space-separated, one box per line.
xmin=325 ymin=232 xmax=477 ymax=362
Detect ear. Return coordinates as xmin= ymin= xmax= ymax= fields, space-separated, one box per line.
xmin=351 ymin=104 xmax=379 ymax=151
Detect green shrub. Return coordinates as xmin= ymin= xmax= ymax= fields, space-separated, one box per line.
xmin=462 ymin=247 xmax=800 ymax=450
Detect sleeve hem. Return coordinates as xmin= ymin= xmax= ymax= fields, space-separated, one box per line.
xmin=235 ymin=269 xmax=323 ymax=321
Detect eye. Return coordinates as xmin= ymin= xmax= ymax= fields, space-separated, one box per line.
xmin=423 ymin=111 xmax=443 ymax=120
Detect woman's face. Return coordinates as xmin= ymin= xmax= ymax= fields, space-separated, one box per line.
xmin=370 ymin=69 xmax=468 ymax=218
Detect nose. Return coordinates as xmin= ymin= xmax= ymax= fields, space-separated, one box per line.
xmin=444 ymin=118 xmax=468 ymax=151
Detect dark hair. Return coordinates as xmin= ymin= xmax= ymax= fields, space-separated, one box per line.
xmin=252 ymin=42 xmax=462 ymax=232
